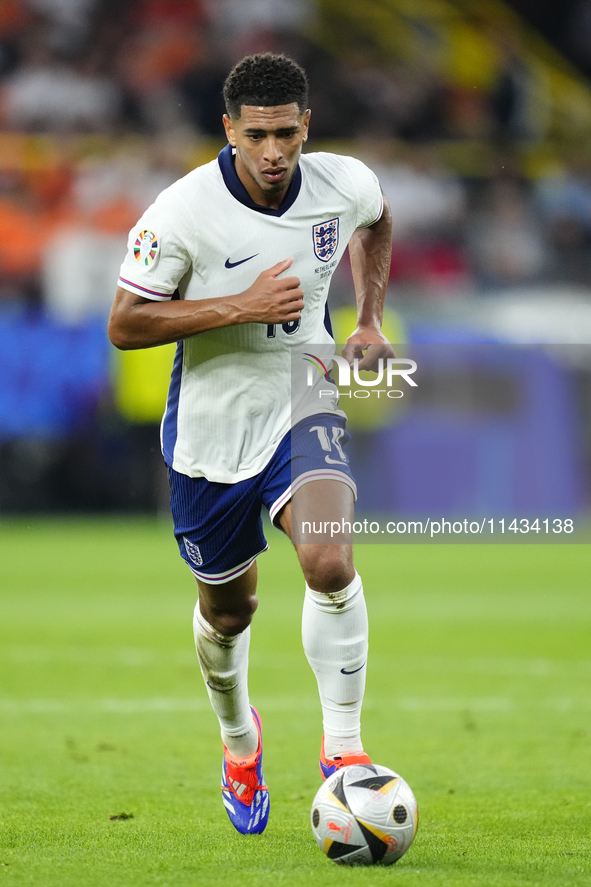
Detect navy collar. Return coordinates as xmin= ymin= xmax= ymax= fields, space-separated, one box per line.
xmin=217 ymin=143 xmax=302 ymax=216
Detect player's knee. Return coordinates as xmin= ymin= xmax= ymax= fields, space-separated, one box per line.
xmin=300 ymin=548 xmax=354 ymax=593
xmin=203 ymin=594 xmax=258 ymax=636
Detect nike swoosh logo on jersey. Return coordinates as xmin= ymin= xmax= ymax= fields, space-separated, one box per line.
xmin=225 ymin=254 xmax=259 ymax=268
xmin=340 ymin=663 xmax=366 ymax=675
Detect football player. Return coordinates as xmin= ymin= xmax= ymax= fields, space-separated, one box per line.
xmin=109 ymin=52 xmax=393 ymax=835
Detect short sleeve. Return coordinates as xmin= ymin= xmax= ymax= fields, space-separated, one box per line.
xmin=118 ymin=192 xmax=192 ymax=300
xmin=342 ymin=156 xmax=384 ymax=229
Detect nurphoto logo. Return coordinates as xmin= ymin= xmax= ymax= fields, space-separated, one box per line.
xmin=303 ymin=353 xmax=418 ymax=399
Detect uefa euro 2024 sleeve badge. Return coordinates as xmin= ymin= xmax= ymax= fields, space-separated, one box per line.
xmin=134 ymin=230 xmax=159 ymax=266
xmin=313 ymin=217 xmax=339 ymax=262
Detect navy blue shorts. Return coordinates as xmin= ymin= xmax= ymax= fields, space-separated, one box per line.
xmin=168 ymin=413 xmax=356 ymax=584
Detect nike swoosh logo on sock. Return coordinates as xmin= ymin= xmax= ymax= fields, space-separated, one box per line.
xmin=340 ymin=663 xmax=366 ymax=675
xmin=206 ymin=681 xmax=238 ymax=693
xmin=225 ymin=254 xmax=258 ymax=268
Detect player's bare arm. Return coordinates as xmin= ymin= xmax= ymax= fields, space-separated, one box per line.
xmin=108 ymin=257 xmax=304 ymax=350
xmin=343 ymin=194 xmax=394 ymax=371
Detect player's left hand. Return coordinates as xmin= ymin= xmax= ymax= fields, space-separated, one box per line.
xmin=342 ymin=328 xmax=395 ymax=372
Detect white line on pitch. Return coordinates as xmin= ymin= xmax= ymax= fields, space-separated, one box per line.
xmin=4 ymin=648 xmax=591 ymax=679
xmin=0 ymin=696 xmax=589 ymax=715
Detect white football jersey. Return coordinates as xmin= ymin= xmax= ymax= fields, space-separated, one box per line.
xmin=118 ymin=146 xmax=383 ymax=482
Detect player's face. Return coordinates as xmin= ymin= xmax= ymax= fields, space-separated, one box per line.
xmin=223 ymin=104 xmax=310 ymax=209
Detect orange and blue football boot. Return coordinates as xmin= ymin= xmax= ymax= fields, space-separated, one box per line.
xmin=221 ymin=706 xmax=269 ymax=834
xmin=319 ymin=734 xmax=372 ymax=780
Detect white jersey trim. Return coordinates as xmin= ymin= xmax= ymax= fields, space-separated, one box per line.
xmin=186 ymin=545 xmax=269 ymax=585
xmin=118 ymin=275 xmax=173 ymax=300
xmin=357 ymin=191 xmax=384 ymax=228
xmin=268 ymin=469 xmax=358 ymax=525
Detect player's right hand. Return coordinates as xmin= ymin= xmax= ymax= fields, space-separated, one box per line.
xmin=236 ymin=257 xmax=304 ymax=325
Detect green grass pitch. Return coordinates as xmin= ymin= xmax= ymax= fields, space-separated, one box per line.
xmin=0 ymin=519 xmax=589 ymax=886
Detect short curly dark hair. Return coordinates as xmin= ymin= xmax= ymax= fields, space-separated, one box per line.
xmin=223 ymin=53 xmax=308 ymax=119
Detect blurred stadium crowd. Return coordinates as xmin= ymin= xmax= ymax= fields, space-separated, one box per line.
xmin=2 ymin=0 xmax=591 ymax=316
xmin=1 ymin=0 xmax=591 ymax=513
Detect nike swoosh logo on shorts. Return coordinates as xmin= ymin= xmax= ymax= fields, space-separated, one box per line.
xmin=225 ymin=254 xmax=258 ymax=268
xmin=340 ymin=663 xmax=366 ymax=675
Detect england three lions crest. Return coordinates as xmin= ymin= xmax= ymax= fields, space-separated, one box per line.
xmin=313 ymin=217 xmax=339 ymax=262
xmin=183 ymin=536 xmax=203 ymax=566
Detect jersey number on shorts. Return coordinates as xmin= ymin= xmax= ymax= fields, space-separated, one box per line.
xmin=266 ymin=320 xmax=301 ymax=337
xmin=310 ymin=425 xmax=347 ymax=465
